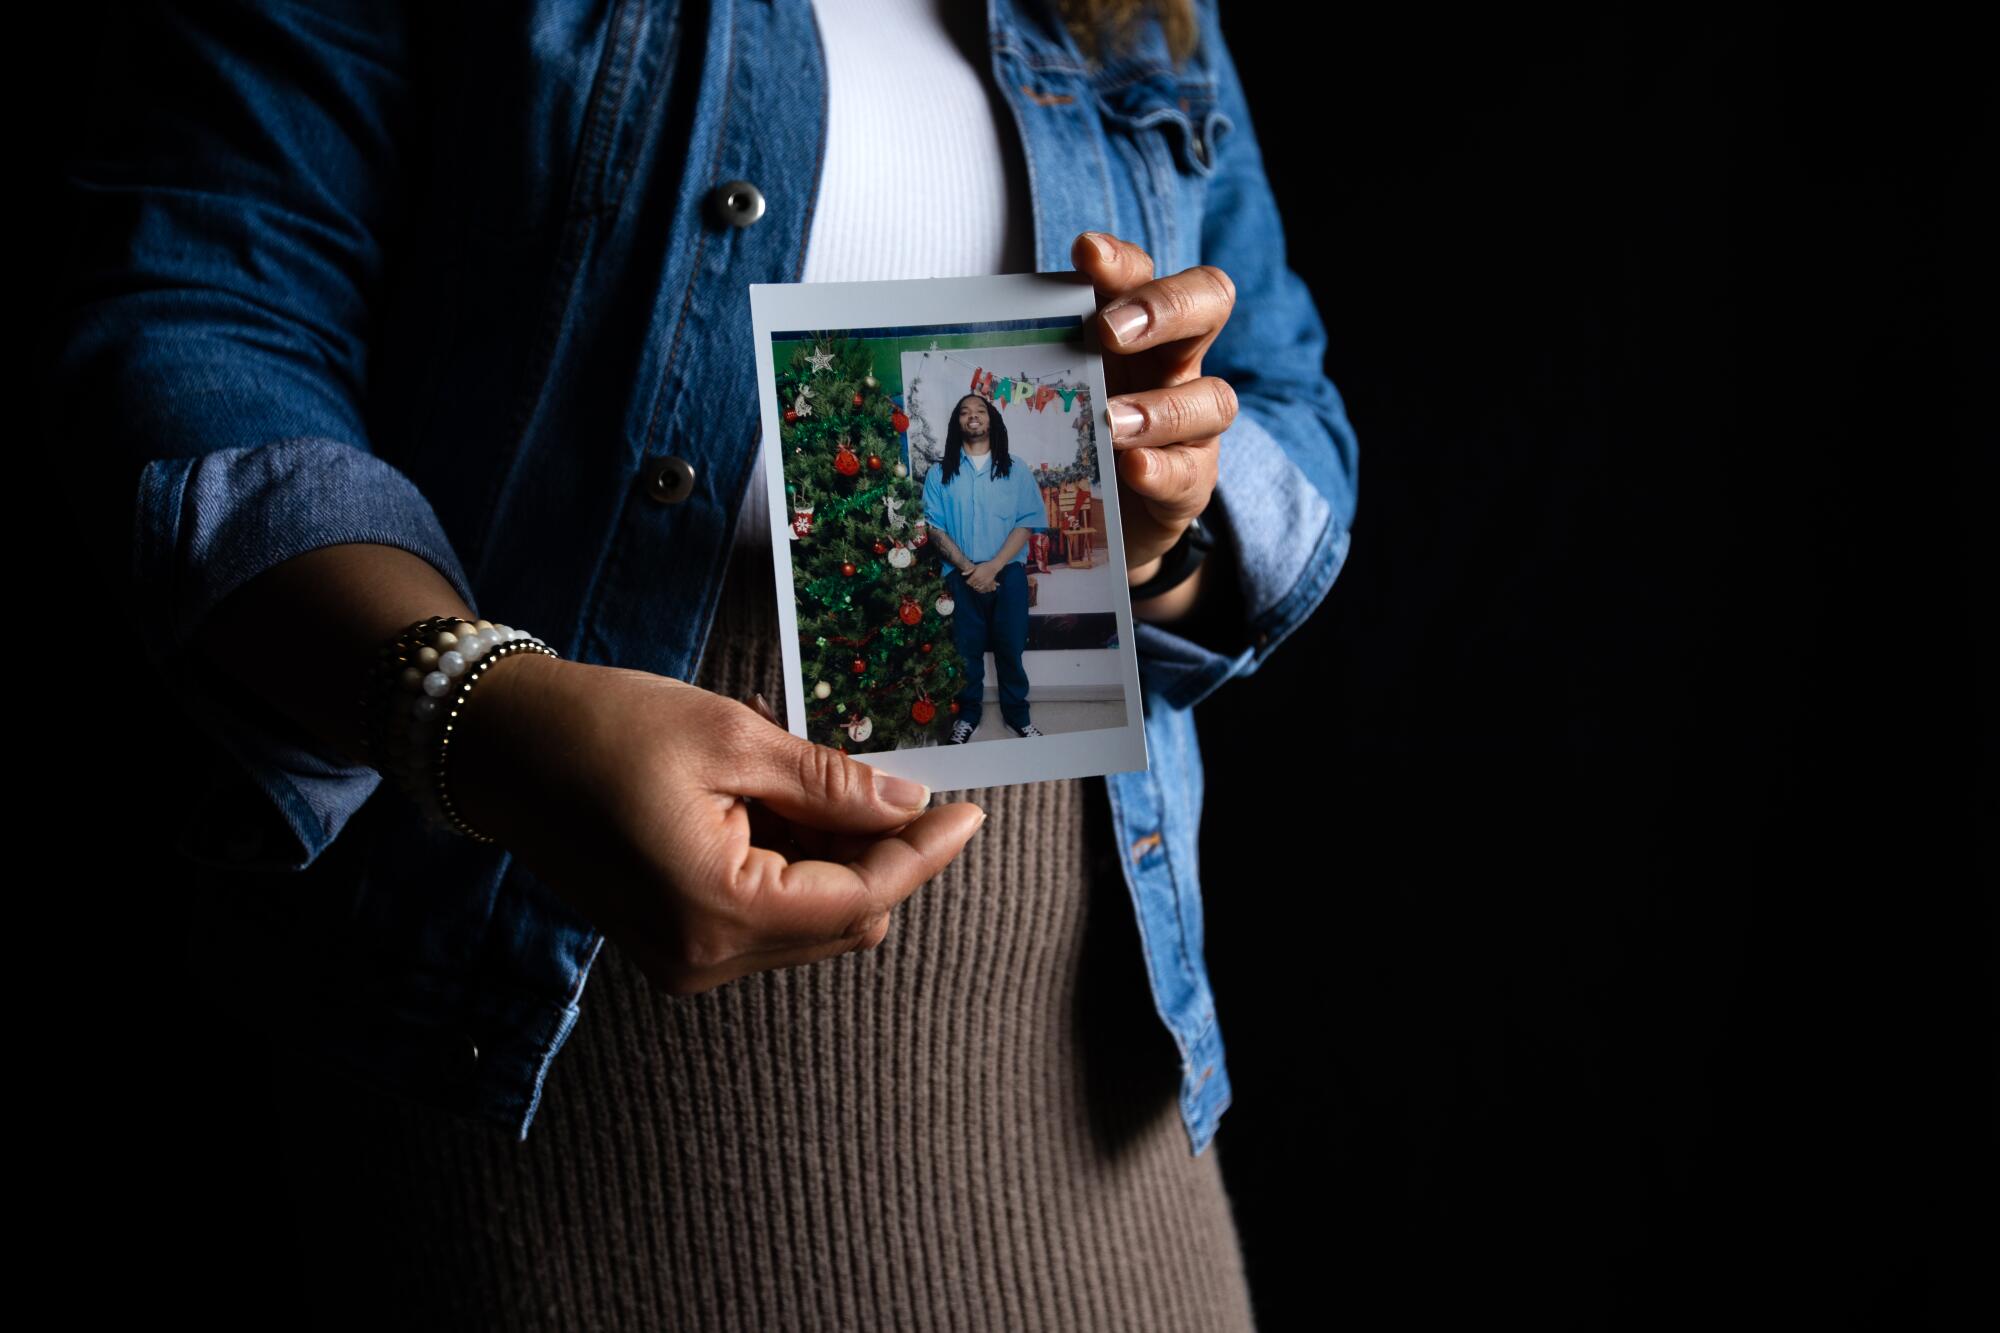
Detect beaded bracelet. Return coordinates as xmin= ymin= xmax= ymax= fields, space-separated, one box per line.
xmin=360 ymin=617 xmax=558 ymax=841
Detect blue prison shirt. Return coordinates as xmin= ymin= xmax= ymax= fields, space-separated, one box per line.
xmin=921 ymin=451 xmax=1049 ymax=567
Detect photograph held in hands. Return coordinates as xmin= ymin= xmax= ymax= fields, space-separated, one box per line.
xmin=749 ymin=272 xmax=1149 ymax=794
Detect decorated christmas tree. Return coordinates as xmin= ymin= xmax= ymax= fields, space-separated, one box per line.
xmin=779 ymin=336 xmax=969 ymax=752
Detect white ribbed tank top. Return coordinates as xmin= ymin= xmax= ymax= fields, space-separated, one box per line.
xmin=738 ymin=0 xmax=1033 ymax=550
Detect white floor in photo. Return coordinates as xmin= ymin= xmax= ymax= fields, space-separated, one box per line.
xmin=958 ymin=698 xmax=1128 ymax=742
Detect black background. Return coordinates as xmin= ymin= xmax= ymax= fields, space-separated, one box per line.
xmin=1196 ymin=12 xmax=1988 ymax=1330
xmin=34 ymin=5 xmax=1987 ymax=1330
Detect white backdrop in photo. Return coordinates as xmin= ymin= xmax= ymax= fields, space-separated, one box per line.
xmin=902 ymin=341 xmax=1097 ymax=484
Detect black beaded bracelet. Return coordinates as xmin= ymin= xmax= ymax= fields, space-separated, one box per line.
xmin=431 ymin=637 xmax=558 ymax=841
xmin=360 ymin=617 xmax=558 ymax=841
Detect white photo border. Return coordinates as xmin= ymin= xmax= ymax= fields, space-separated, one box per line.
xmin=748 ymin=273 xmax=1149 ymax=794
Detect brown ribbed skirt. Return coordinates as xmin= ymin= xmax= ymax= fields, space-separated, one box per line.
xmin=268 ymin=535 xmax=1258 ymax=1332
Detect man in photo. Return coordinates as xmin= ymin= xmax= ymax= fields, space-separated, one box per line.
xmin=922 ymin=392 xmax=1050 ymax=743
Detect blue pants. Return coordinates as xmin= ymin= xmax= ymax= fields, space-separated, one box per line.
xmin=947 ymin=562 xmax=1031 ymax=731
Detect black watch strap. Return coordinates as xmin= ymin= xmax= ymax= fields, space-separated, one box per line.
xmin=1129 ymin=514 xmax=1215 ymax=602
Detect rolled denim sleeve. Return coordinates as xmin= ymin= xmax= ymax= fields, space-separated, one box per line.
xmin=53 ymin=1 xmax=475 ymax=872
xmin=1131 ymin=0 xmax=1361 ymax=712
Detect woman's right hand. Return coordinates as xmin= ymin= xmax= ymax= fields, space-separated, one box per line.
xmin=445 ymin=653 xmax=986 ymax=995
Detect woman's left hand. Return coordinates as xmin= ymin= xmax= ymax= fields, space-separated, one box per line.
xmin=1071 ymin=230 xmax=1238 ymax=585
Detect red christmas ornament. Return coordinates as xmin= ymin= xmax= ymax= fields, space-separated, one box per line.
xmin=834 ymin=441 xmax=860 ymax=476
xmin=867 ymin=453 xmax=882 ymax=471
xmin=948 ymin=699 xmax=961 ymax=715
xmin=898 ymin=596 xmax=922 ymax=626
xmin=851 ymin=657 xmax=866 ymax=674
xmin=841 ymin=561 xmax=857 ymax=576
xmin=920 ymin=642 xmax=932 ymax=654
xmin=784 ymin=408 xmax=798 ymax=424
xmin=873 ymin=541 xmax=887 ymax=555
xmin=852 ymin=392 xmax=864 ymax=407
xmin=912 ymin=697 xmax=936 ymax=724
xmin=891 ymin=409 xmax=909 ymax=432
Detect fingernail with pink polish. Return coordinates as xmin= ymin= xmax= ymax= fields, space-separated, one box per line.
xmin=874 ymin=770 xmax=931 ymax=811
xmin=1108 ymin=400 xmax=1142 ymax=439
xmin=1101 ymin=302 xmax=1147 ymax=345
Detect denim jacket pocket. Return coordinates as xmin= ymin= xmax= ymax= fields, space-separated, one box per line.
xmin=1090 ymin=71 xmax=1236 ymax=180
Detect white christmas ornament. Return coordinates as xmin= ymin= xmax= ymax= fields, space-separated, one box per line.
xmin=883 ymin=492 xmax=906 ymax=531
xmin=888 ymin=545 xmax=913 ymax=569
xmin=813 ymin=680 xmax=831 ymax=699
xmin=936 ymin=594 xmax=955 ymax=617
xmin=806 ymin=344 xmax=835 ymax=373
xmin=847 ymin=715 xmax=874 ymax=743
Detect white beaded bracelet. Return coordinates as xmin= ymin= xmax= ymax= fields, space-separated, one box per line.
xmin=361 ymin=617 xmax=558 ymax=841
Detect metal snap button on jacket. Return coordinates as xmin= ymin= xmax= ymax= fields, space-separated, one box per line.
xmin=710 ymin=179 xmax=766 ymax=227
xmin=645 ymin=455 xmax=698 ymax=504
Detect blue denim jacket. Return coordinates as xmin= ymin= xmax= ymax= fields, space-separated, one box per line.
xmin=60 ymin=0 xmax=1356 ymax=1157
